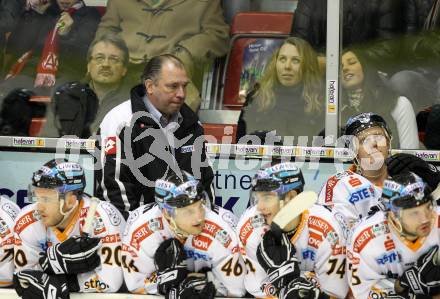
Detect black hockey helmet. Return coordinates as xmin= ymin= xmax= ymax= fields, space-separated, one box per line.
xmin=31 ymin=158 xmax=86 ymax=196
xmin=345 ymin=112 xmax=392 ymax=139
xmin=155 ymin=171 xmax=207 ymax=216
xmin=250 ymin=161 xmax=304 ymax=206
xmin=382 ymin=172 xmax=433 ymax=214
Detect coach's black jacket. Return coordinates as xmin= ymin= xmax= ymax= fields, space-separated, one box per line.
xmin=96 ymin=84 xmax=214 ymax=219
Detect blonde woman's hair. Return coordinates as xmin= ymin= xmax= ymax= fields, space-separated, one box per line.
xmin=255 ymin=37 xmax=323 ymax=113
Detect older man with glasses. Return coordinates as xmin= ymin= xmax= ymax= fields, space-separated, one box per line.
xmin=86 ymin=33 xmax=130 ymax=134
xmin=39 ymin=34 xmax=131 ymax=137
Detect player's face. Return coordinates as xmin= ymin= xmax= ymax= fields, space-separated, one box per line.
xmin=88 ymin=41 xmax=127 ymax=86
xmin=276 ymin=43 xmax=302 ymax=87
xmin=355 ymin=127 xmax=390 ymax=172
xmin=341 ymin=51 xmax=365 ymax=90
xmin=145 ymin=62 xmax=190 ymax=118
xmin=174 ymin=200 xmax=206 ymax=235
xmin=256 ymin=191 xmax=280 ymax=225
xmin=400 ymin=201 xmax=435 ymax=239
xmin=34 ymin=188 xmax=64 ymax=227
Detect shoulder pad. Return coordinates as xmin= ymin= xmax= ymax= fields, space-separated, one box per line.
xmin=98 ymin=201 xmax=123 ymax=227
xmin=307 ymin=213 xmax=339 ymax=247
xmin=191 ymin=234 xmax=213 ymax=251
xmin=214 ymin=206 xmax=238 ymax=230
xmin=130 ymin=217 xmax=163 ymax=250
xmin=238 ymin=213 xmax=265 ymax=246
xmin=15 ymin=209 xmax=40 ymax=235
xmin=202 ymin=218 xmax=233 ymax=249
xmin=352 ymin=219 xmax=389 ymax=253
xmin=322 ymin=170 xmax=354 ymax=204
xmin=0 ymin=198 xmax=19 ymax=221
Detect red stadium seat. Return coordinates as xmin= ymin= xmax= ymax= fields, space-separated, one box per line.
xmin=221 ymin=12 xmax=294 ymax=110
xmin=198 ymin=110 xmax=240 ymax=144
xmin=29 ymin=118 xmax=46 ymax=137
xmin=28 ymin=96 xmax=50 ymax=137
xmin=230 ymin=12 xmax=294 ymax=35
xmin=202 ymin=123 xmax=237 ymax=144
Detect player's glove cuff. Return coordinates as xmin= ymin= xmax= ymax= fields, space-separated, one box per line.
xmin=260 ymin=260 xmax=300 ymax=296
xmin=13 ymin=270 xmax=70 ymax=299
xmin=400 ymin=268 xmax=425 ymax=295
xmin=167 ymin=276 xmax=216 ymax=299
xmin=278 ymin=277 xmax=330 ymax=299
xmin=156 ymin=266 xmax=189 ymax=295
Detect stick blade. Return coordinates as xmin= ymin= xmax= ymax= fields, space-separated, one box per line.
xmin=272 ymin=191 xmax=317 ymax=231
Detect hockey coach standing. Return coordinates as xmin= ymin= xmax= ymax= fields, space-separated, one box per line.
xmin=97 ymin=54 xmax=214 ymax=219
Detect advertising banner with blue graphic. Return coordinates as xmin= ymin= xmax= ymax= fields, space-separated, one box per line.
xmin=211 ymin=157 xmax=350 ymax=216
xmin=0 ymin=151 xmax=94 ymax=208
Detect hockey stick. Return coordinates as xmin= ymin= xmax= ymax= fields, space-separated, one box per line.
xmin=270 ymin=191 xmax=317 ymax=236
xmin=82 ymin=196 xmax=101 ymax=237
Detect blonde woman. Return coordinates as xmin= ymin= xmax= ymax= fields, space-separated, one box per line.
xmin=237 ymin=37 xmax=324 ymax=144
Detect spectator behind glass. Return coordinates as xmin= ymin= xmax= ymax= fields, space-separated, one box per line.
xmin=237 ymin=37 xmax=324 ymax=144
xmin=93 ymin=0 xmax=230 ymax=112
xmin=387 ymin=0 xmax=440 ymax=111
xmin=40 ymin=34 xmax=129 ymax=137
xmin=0 ymin=0 xmax=101 ymax=97
xmin=85 ymin=33 xmax=129 ymax=134
xmin=291 ymin=0 xmax=404 ymax=73
xmin=341 ymin=49 xmax=419 ymax=149
xmin=0 ymin=0 xmax=23 ymax=71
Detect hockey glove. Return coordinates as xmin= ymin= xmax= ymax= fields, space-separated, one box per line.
xmin=167 ymin=276 xmax=216 ymax=299
xmin=39 ymin=235 xmax=101 ymax=275
xmin=386 ymin=153 xmax=440 ymax=194
xmin=400 ymin=245 xmax=440 ymax=296
xmin=14 ymin=270 xmax=70 ymax=299
xmin=256 ymin=230 xmax=300 ymax=296
xmin=279 ymin=277 xmax=330 ymax=299
xmin=154 ymin=238 xmax=188 ymax=295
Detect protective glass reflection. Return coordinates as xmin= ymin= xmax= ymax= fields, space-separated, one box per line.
xmin=28 ymin=185 xmax=61 ymax=204
xmin=175 ymin=195 xmax=208 ymax=218
xmin=250 ymin=190 xmax=280 ymax=207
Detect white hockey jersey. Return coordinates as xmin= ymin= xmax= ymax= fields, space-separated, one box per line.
xmin=121 ymin=204 xmax=245 ymax=297
xmin=0 ymin=196 xmax=20 ymax=287
xmin=14 ymin=196 xmax=126 ymax=293
xmin=347 ymin=207 xmax=440 ymax=299
xmin=237 ymin=205 xmax=348 ymax=298
xmin=318 ymin=169 xmax=382 ymax=239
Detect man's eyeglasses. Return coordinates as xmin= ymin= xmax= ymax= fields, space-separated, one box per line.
xmin=90 ymin=55 xmax=123 ymax=65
